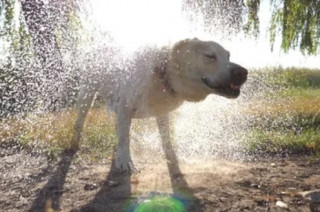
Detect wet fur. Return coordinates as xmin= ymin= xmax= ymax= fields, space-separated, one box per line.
xmin=71 ymin=38 xmax=247 ymax=171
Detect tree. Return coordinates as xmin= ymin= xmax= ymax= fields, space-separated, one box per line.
xmin=0 ymin=0 xmax=82 ymax=116
xmin=184 ymin=0 xmax=320 ymax=55
xmin=20 ymin=0 xmax=70 ymax=111
xmin=269 ymin=0 xmax=320 ymax=54
xmin=0 ymin=0 xmax=35 ymax=117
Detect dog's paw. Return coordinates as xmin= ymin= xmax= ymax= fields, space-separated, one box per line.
xmin=115 ymin=156 xmax=137 ymax=172
xmin=115 ymin=160 xmax=136 ymax=172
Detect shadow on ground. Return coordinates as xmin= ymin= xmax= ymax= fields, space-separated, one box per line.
xmin=2 ymin=142 xmax=319 ymax=212
xmin=78 ymin=158 xmax=132 ymax=212
xmin=78 ymin=140 xmax=204 ymax=212
xmin=29 ymin=149 xmax=77 ymax=212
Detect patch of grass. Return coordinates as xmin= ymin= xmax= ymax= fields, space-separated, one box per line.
xmin=245 ymin=129 xmax=320 ymax=155
xmin=1 ymin=108 xmax=117 ymax=161
xmin=0 ymin=118 xmax=26 ymax=142
xmin=277 ymin=88 xmax=320 ymax=99
xmin=81 ymin=109 xmax=117 ymax=161
xmin=245 ymin=99 xmax=320 ymax=125
xmin=243 ymin=67 xmax=320 ymax=156
xmin=20 ymin=110 xmax=77 ymax=148
xmin=255 ymin=67 xmax=320 ymax=89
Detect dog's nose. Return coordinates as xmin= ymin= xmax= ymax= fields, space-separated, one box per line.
xmin=229 ymin=63 xmax=248 ymax=85
xmin=231 ymin=66 xmax=248 ymax=79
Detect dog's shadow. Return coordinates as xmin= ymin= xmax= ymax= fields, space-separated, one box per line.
xmin=79 ymin=140 xmax=204 ymax=212
xmin=79 ymin=158 xmax=132 ymax=212
xmin=28 ymin=144 xmax=203 ymax=211
xmin=29 ymin=149 xmax=77 ymax=212
xmin=157 ymin=134 xmax=204 ymax=212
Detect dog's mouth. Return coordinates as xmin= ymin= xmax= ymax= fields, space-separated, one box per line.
xmin=202 ymin=76 xmax=244 ymax=98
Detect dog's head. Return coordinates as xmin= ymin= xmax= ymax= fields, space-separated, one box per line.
xmin=168 ymin=38 xmax=247 ymax=101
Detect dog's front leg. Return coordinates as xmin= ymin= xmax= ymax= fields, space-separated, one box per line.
xmin=156 ymin=114 xmax=170 ymax=146
xmin=115 ymin=103 xmax=135 ymax=172
xmin=156 ymin=114 xmax=175 ymax=158
xmin=157 ymin=114 xmax=184 ymax=180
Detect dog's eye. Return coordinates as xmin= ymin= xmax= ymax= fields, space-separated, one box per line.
xmin=205 ymin=54 xmax=217 ymax=61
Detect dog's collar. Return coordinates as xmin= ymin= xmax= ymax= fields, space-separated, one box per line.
xmin=154 ymin=58 xmax=176 ymax=96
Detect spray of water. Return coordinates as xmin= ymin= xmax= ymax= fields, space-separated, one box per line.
xmin=1 ymin=0 xmax=318 ymax=160
xmin=0 ymin=0 xmax=257 ymax=157
xmin=80 ymin=0 xmax=256 ymax=161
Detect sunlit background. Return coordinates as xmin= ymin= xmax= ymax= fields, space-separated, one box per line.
xmin=89 ymin=0 xmax=320 ymax=68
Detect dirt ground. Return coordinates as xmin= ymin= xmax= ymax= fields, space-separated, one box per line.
xmin=1 ymin=142 xmax=320 ymax=212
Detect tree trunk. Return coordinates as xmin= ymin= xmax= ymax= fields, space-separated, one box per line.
xmin=20 ymin=0 xmax=64 ymax=111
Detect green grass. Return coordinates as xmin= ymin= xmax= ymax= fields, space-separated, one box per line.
xmin=255 ymin=67 xmax=320 ymax=89
xmin=245 ymin=129 xmax=320 ymax=155
xmin=276 ymin=88 xmax=320 ymax=100
xmin=243 ymin=67 xmax=320 ymax=155
xmin=1 ymin=108 xmax=117 ymax=161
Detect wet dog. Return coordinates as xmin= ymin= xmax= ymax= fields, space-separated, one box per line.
xmin=71 ymin=38 xmax=247 ymax=171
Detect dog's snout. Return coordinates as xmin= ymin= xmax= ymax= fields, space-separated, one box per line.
xmin=230 ymin=64 xmax=248 ymax=85
xmin=231 ymin=66 xmax=248 ymax=78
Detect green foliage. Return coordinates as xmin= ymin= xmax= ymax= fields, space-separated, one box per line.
xmin=1 ymin=0 xmax=32 ymax=56
xmin=247 ymin=0 xmax=320 ymax=54
xmin=3 ymin=0 xmax=15 ymax=37
xmin=271 ymin=0 xmax=320 ymax=54
xmin=245 ymin=0 xmax=260 ymax=37
xmin=187 ymin=0 xmax=320 ymax=54
xmin=53 ymin=0 xmax=84 ymax=52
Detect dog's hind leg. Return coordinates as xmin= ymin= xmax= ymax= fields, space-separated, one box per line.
xmin=71 ymin=85 xmax=96 ymax=151
xmin=157 ymin=114 xmax=192 ymax=208
xmin=115 ymin=102 xmax=135 ymax=172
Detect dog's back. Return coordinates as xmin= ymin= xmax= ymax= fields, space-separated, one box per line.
xmin=81 ymin=46 xmax=172 ymax=115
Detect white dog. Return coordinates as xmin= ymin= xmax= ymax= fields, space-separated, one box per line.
xmin=71 ymin=38 xmax=247 ymax=171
